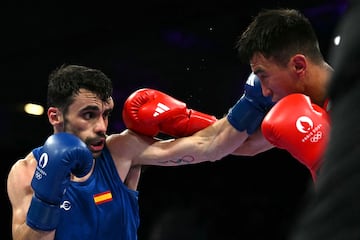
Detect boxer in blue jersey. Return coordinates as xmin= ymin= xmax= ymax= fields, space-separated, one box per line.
xmin=7 ymin=63 xmax=274 ymax=240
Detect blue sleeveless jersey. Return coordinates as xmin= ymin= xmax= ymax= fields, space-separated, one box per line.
xmin=32 ymin=145 xmax=139 ymax=240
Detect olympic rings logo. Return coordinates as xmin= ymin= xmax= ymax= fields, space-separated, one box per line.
xmin=310 ymin=131 xmax=322 ymax=142
xmin=35 ymin=171 xmax=43 ymax=180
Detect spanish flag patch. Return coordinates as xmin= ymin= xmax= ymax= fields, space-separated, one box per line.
xmin=93 ymin=190 xmax=113 ymax=205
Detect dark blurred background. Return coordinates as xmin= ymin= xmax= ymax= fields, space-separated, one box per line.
xmin=1 ymin=0 xmax=348 ymax=239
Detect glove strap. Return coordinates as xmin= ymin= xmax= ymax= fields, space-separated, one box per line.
xmin=26 ymin=195 xmax=60 ymax=231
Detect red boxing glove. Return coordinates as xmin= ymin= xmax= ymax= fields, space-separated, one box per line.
xmin=122 ymin=88 xmax=217 ymax=137
xmin=261 ymin=94 xmax=330 ymax=181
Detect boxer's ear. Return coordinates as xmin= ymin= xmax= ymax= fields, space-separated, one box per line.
xmin=48 ymin=107 xmax=63 ymax=129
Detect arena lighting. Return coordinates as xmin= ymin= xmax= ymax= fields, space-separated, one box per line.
xmin=24 ymin=103 xmax=44 ymax=116
xmin=334 ymin=35 xmax=341 ymax=46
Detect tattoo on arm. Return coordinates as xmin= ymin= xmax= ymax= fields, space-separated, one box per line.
xmin=158 ymin=155 xmax=195 ymax=165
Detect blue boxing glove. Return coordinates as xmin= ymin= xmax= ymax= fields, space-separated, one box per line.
xmin=27 ymin=132 xmax=93 ymax=231
xmin=227 ymin=72 xmax=275 ymax=134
